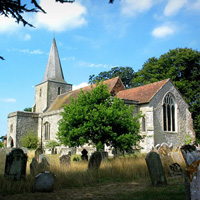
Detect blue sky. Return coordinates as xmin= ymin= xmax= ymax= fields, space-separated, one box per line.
xmin=0 ymin=0 xmax=200 ymax=137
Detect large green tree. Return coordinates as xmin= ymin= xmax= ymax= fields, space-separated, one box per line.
xmin=132 ymin=48 xmax=200 ymax=137
xmin=89 ymin=67 xmax=134 ymax=88
xmin=57 ymin=83 xmax=142 ymax=152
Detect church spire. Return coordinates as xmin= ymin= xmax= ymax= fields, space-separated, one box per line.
xmin=43 ymin=38 xmax=66 ymax=83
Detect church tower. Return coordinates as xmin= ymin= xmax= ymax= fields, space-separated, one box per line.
xmin=33 ymin=38 xmax=72 ymax=113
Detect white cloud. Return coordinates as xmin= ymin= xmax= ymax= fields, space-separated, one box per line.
xmin=121 ymin=0 xmax=154 ymax=16
xmin=0 ymin=98 xmax=16 ymax=103
xmin=78 ymin=61 xmax=113 ymax=68
xmin=189 ymin=0 xmax=200 ymax=10
xmin=164 ymin=0 xmax=187 ymax=16
xmin=8 ymin=48 xmax=45 ymax=55
xmin=72 ymin=82 xmax=89 ymax=91
xmin=34 ymin=0 xmax=87 ymax=32
xmin=0 ymin=16 xmax=20 ymax=34
xmin=152 ymin=25 xmax=175 ymax=38
xmin=62 ymin=56 xmax=75 ymax=61
xmin=24 ymin=34 xmax=31 ymax=40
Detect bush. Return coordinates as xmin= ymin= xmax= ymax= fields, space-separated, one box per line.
xmin=20 ymin=132 xmax=39 ymax=149
xmin=45 ymin=140 xmax=60 ymax=154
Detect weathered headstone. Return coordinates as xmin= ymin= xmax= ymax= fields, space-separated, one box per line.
xmin=81 ymin=149 xmax=88 ymax=161
xmin=35 ymin=147 xmax=43 ymax=162
xmin=34 ymin=171 xmax=55 ymax=192
xmin=4 ymin=148 xmax=28 ymax=180
xmin=145 ymin=151 xmax=167 ymax=186
xmin=39 ymin=154 xmax=49 ymax=163
xmin=38 ymin=157 xmax=50 ymax=172
xmin=30 ymin=157 xmax=39 ymax=176
xmin=171 ymin=151 xmax=185 ymax=165
xmin=59 ymin=154 xmax=71 ymax=166
xmin=168 ymin=163 xmax=183 ymax=177
xmin=180 ymin=144 xmax=199 ymax=166
xmin=101 ymin=151 xmax=108 ymax=160
xmin=88 ymin=151 xmax=102 ymax=170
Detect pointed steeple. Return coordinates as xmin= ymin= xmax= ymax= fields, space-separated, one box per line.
xmin=43 ymin=38 xmax=66 ymax=83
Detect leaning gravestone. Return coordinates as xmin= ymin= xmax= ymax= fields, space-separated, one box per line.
xmin=38 ymin=157 xmax=50 ymax=172
xmin=35 ymin=147 xmax=43 ymax=162
xmin=168 ymin=163 xmax=183 ymax=177
xmin=88 ymin=151 xmax=102 ymax=170
xmin=59 ymin=154 xmax=71 ymax=166
xmin=180 ymin=144 xmax=200 ymax=200
xmin=4 ymin=148 xmax=28 ymax=180
xmin=145 ymin=151 xmax=167 ymax=186
xmin=34 ymin=171 xmax=55 ymax=192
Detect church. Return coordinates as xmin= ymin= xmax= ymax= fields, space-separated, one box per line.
xmin=6 ymin=38 xmax=195 ymax=153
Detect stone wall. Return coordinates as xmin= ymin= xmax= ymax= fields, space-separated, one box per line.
xmin=7 ymin=111 xmax=39 ymax=147
xmin=150 ymin=81 xmax=195 ymax=148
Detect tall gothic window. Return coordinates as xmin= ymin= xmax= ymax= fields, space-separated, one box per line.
xmin=44 ymin=122 xmax=50 ymax=140
xmin=142 ymin=117 xmax=146 ymax=132
xmin=163 ymin=93 xmax=176 ymax=132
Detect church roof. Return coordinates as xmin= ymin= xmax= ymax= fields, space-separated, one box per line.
xmin=47 ymin=77 xmax=125 ymax=111
xmin=43 ymin=38 xmax=66 ymax=83
xmin=116 ymin=79 xmax=170 ymax=104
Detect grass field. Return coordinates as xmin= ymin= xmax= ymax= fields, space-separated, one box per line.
xmin=0 ymin=151 xmax=186 ymax=199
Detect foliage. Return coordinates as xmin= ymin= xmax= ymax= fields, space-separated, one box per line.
xmin=89 ymin=66 xmax=134 ymax=88
xmin=183 ymin=133 xmax=194 ymax=145
xmin=45 ymin=140 xmax=60 ymax=152
xmin=0 ymin=141 xmax=3 ymax=148
xmin=58 ymin=82 xmax=142 ymax=152
xmin=24 ymin=107 xmax=32 ymax=112
xmin=132 ymin=48 xmax=200 ymax=137
xmin=20 ymin=132 xmax=38 ymax=149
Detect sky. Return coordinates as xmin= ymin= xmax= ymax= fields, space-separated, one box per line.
xmin=0 ymin=0 xmax=200 ymax=137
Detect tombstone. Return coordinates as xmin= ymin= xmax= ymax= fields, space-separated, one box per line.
xmin=168 ymin=163 xmax=183 ymax=177
xmin=171 ymin=151 xmax=185 ymax=165
xmin=180 ymin=144 xmax=199 ymax=166
xmin=38 ymin=157 xmax=50 ymax=172
xmin=59 ymin=154 xmax=71 ymax=166
xmin=35 ymin=147 xmax=43 ymax=162
xmin=81 ymin=149 xmax=88 ymax=161
xmin=101 ymin=151 xmax=108 ymax=160
xmin=34 ymin=171 xmax=55 ymax=192
xmin=88 ymin=151 xmax=102 ymax=170
xmin=145 ymin=151 xmax=167 ymax=186
xmin=39 ymin=154 xmax=49 ymax=163
xmin=4 ymin=148 xmax=28 ymax=180
xmin=30 ymin=157 xmax=39 ymax=176
xmin=169 ymin=143 xmax=173 ymax=151
xmin=155 ymin=144 xmax=161 ymax=150
xmin=184 ymin=157 xmax=200 ymax=199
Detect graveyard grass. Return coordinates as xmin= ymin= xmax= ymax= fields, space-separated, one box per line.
xmin=0 ymin=151 xmax=185 ymax=200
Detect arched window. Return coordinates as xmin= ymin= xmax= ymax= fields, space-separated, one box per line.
xmin=163 ymin=93 xmax=176 ymax=132
xmin=142 ymin=117 xmax=146 ymax=132
xmin=58 ymin=87 xmax=61 ymax=95
xmin=44 ymin=122 xmax=50 ymax=140
xmin=8 ymin=136 xmax=14 ymax=148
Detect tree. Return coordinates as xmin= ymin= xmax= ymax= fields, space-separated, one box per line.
xmin=132 ymin=48 xmax=200 ymax=137
xmin=89 ymin=67 xmax=134 ymax=88
xmin=45 ymin=140 xmax=60 ymax=154
xmin=57 ymin=82 xmax=142 ymax=152
xmin=20 ymin=132 xmax=39 ymax=149
xmin=24 ymin=107 xmax=32 ymax=112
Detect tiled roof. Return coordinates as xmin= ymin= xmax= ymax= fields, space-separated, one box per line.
xmin=47 ymin=77 xmax=125 ymax=111
xmin=117 ymin=79 xmax=170 ymax=104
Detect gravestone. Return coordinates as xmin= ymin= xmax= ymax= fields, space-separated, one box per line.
xmin=171 ymin=151 xmax=185 ymax=165
xmin=59 ymin=154 xmax=71 ymax=166
xmin=168 ymin=163 xmax=183 ymax=177
xmin=101 ymin=151 xmax=108 ymax=160
xmin=180 ymin=144 xmax=199 ymax=166
xmin=30 ymin=157 xmax=39 ymax=176
xmin=4 ymin=148 xmax=28 ymax=180
xmin=81 ymin=149 xmax=88 ymax=161
xmin=145 ymin=151 xmax=167 ymax=186
xmin=35 ymin=147 xmax=43 ymax=162
xmin=38 ymin=157 xmax=50 ymax=172
xmin=39 ymin=154 xmax=49 ymax=163
xmin=88 ymin=151 xmax=102 ymax=170
xmin=34 ymin=171 xmax=55 ymax=192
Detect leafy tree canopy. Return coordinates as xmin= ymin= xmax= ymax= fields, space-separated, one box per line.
xmin=89 ymin=67 xmax=134 ymax=88
xmin=20 ymin=132 xmax=39 ymax=149
xmin=24 ymin=107 xmax=32 ymax=112
xmin=57 ymin=83 xmax=142 ymax=152
xmin=132 ymin=48 xmax=200 ymax=137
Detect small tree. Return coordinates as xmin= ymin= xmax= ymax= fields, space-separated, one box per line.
xmin=20 ymin=132 xmax=38 ymax=149
xmin=58 ymin=83 xmax=142 ymax=152
xmin=24 ymin=107 xmax=32 ymax=112
xmin=45 ymin=140 xmax=60 ymax=154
